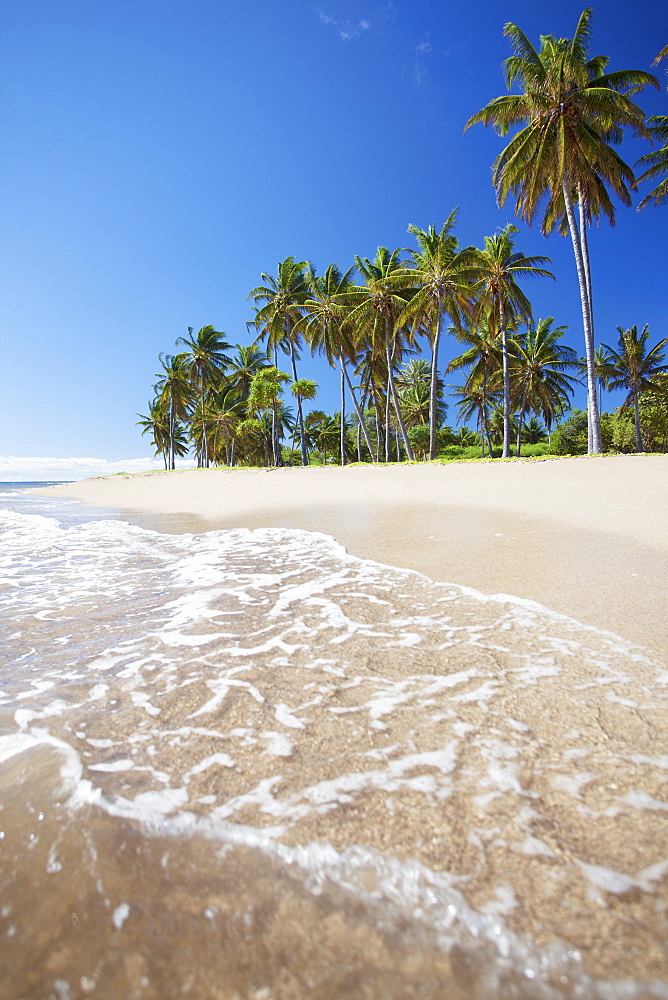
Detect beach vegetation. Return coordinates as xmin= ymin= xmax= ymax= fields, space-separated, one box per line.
xmin=599 ymin=328 xmax=668 ymax=452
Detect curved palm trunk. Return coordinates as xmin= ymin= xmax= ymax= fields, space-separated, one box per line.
xmin=579 ymin=187 xmax=595 ymax=453
xmin=200 ymin=374 xmax=208 ymax=469
xmin=429 ymin=301 xmax=443 ymax=461
xmin=384 ymin=316 xmax=414 ymax=461
xmin=499 ymin=298 xmax=511 ymax=459
xmin=563 ymin=180 xmax=602 ymax=454
xmin=340 ymin=357 xmax=377 ymax=462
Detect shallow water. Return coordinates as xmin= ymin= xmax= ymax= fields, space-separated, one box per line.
xmin=1 ymin=487 xmax=667 ymax=999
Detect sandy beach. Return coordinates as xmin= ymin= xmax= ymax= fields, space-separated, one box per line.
xmin=3 ymin=455 xmax=665 ymax=995
xmin=35 ymin=454 xmax=668 ymax=659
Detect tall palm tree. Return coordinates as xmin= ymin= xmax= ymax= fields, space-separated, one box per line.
xmin=344 ymin=248 xmax=415 ymax=461
xmin=136 ymin=400 xmax=172 ymax=469
xmin=249 ymin=258 xmax=310 ymax=465
xmin=299 ymin=263 xmax=377 ymax=464
xmin=509 ymin=318 xmax=580 ymax=455
xmin=447 ymin=319 xmax=503 ymax=457
xmin=637 ymin=44 xmax=668 ymax=210
xmin=463 ymin=225 xmax=553 ymax=458
xmin=398 ymin=212 xmax=473 ymax=458
xmin=465 ymin=9 xmax=657 ymax=454
xmin=175 ymin=325 xmax=232 ymax=467
xmin=153 ymin=353 xmax=193 ymax=470
xmin=600 ymin=324 xmax=668 ymax=452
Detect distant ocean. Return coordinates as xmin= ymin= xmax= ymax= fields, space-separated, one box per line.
xmin=2 ymin=484 xmax=667 ymax=999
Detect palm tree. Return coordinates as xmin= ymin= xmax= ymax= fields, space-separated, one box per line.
xmin=509 ymin=318 xmax=580 ymax=455
xmin=249 ymin=258 xmax=310 ymax=465
xmin=465 ymin=9 xmax=657 ymax=454
xmin=637 ymin=44 xmax=668 ymax=209
xmin=521 ymin=416 xmax=548 ymax=444
xmin=136 ymin=400 xmax=172 ymax=469
xmin=395 ymin=358 xmax=447 ymax=430
xmin=300 ymin=263 xmax=377 ymax=464
xmin=398 ymin=212 xmax=473 ymax=458
xmin=447 ymin=319 xmax=503 ymax=456
xmin=449 ymin=378 xmax=503 ymax=458
xmin=290 ymin=378 xmax=318 ymax=458
xmin=463 ymin=225 xmax=553 ymax=458
xmin=175 ymin=325 xmax=232 ymax=467
xmin=226 ymin=344 xmax=268 ymax=402
xmin=203 ymin=385 xmax=246 ymax=467
xmin=576 ymin=344 xmax=613 ymax=417
xmin=600 ymin=325 xmax=668 ymax=452
xmin=344 ymin=248 xmax=415 ymax=461
xmin=153 ymin=353 xmax=193 ymax=469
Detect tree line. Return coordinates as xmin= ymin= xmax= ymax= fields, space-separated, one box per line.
xmin=139 ymin=12 xmax=668 ymax=468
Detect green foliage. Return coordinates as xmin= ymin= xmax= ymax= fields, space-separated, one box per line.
xmin=551 ymin=409 xmax=616 ymax=454
xmin=520 ymin=442 xmax=551 ymax=457
xmin=550 ymin=409 xmax=589 ymax=454
xmin=609 ymin=378 xmax=668 ymax=452
xmin=291 ymin=378 xmax=318 ymax=401
xmin=247 ymin=367 xmax=290 ymax=414
xmin=407 ymin=424 xmax=457 ymax=460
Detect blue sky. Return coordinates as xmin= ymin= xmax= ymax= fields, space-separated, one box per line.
xmin=1 ymin=0 xmax=666 ymax=478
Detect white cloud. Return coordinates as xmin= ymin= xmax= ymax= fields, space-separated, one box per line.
xmin=413 ymin=36 xmax=432 ymax=87
xmin=0 ymin=456 xmax=196 ymax=483
xmin=316 ymin=9 xmax=371 ymax=40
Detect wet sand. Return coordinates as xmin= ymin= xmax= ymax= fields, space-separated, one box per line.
xmin=11 ymin=455 xmax=668 ymax=994
xmin=34 ymin=455 xmax=668 ymax=659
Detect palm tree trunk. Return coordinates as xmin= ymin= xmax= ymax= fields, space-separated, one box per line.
xmin=579 ymin=186 xmax=595 ymax=453
xmin=341 ymin=357 xmax=377 ymax=461
xmin=481 ymin=371 xmax=493 ymax=457
xmin=385 ymin=317 xmax=414 ymax=461
xmin=271 ymin=343 xmax=281 ymax=466
xmin=516 ymin=396 xmax=527 ymax=458
xmin=340 ymin=363 xmax=346 ymax=466
xmin=429 ymin=302 xmax=443 ymax=460
xmin=200 ymin=376 xmax=208 ymax=468
xmin=169 ymin=399 xmax=175 ymax=470
xmin=384 ymin=381 xmax=391 ymax=462
xmin=563 ymin=180 xmax=602 ymax=454
xmin=633 ymin=391 xmax=643 ymax=453
xmin=287 ymin=324 xmax=307 ymax=467
xmin=499 ymin=298 xmax=511 ymax=459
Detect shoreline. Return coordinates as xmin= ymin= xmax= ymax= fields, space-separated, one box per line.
xmin=32 ymin=454 xmax=668 ymax=658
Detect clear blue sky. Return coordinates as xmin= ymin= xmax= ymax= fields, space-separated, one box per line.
xmin=1 ymin=0 xmax=666 ymax=476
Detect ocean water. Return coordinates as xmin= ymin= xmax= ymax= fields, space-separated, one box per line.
xmin=1 ymin=484 xmax=667 ymax=1000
